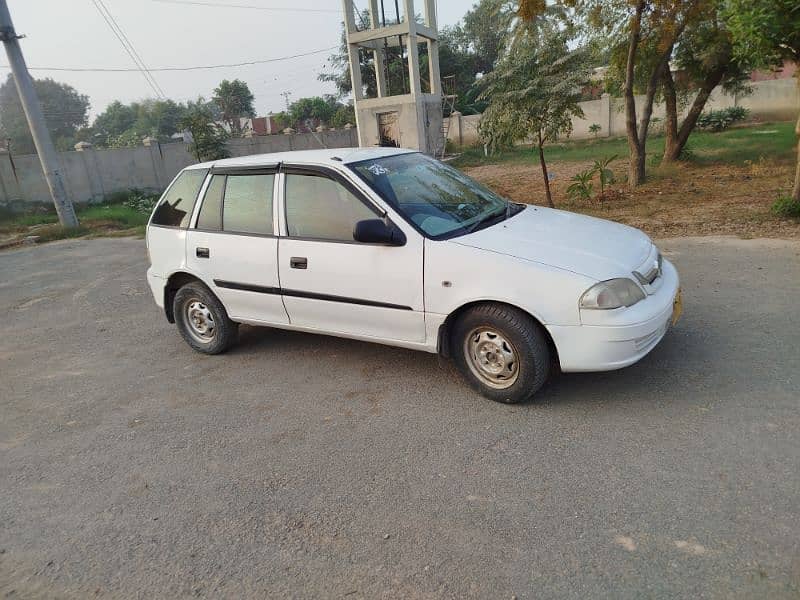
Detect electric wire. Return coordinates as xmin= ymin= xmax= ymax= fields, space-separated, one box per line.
xmin=90 ymin=0 xmax=165 ymax=97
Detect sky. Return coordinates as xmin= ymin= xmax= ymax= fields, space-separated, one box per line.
xmin=2 ymin=0 xmax=469 ymax=119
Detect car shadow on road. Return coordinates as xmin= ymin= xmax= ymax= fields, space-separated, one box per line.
xmin=230 ymin=323 xmax=704 ymax=412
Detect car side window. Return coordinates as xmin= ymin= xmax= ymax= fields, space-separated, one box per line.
xmin=196 ymin=174 xmax=224 ymax=230
xmin=221 ymin=174 xmax=274 ymax=235
xmin=151 ymin=169 xmax=208 ymax=228
xmin=285 ymin=173 xmax=378 ymax=241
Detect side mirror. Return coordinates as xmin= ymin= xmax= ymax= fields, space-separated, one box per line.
xmin=353 ymin=219 xmax=406 ymax=246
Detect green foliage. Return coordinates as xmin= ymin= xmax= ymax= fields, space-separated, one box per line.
xmin=460 ymin=0 xmax=514 ymax=75
xmin=564 ymin=155 xmax=617 ymax=201
xmin=723 ymin=0 xmax=800 ymax=68
xmin=696 ymin=106 xmax=750 ymax=131
xmin=566 ymin=169 xmax=594 ymax=201
xmin=592 ymin=154 xmax=617 ymax=194
xmin=452 ymin=122 xmax=796 ymax=169
xmin=289 ymin=96 xmax=336 ymax=128
xmin=123 ymin=191 xmax=159 ymax=215
xmin=212 ymin=79 xmax=255 ymax=133
xmin=277 ymin=96 xmax=354 ymax=130
xmin=180 ymin=102 xmax=229 ymax=162
xmin=0 ymin=75 xmax=89 ymax=154
xmin=589 ymin=123 xmax=602 ymax=138
xmin=108 ymin=129 xmax=143 ymax=149
xmin=330 ymin=104 xmax=355 ymax=129
xmin=271 ymin=111 xmax=291 ymax=131
xmin=92 ymin=98 xmax=204 ymax=147
xmin=771 ymin=194 xmax=800 ymax=219
xmin=479 ymin=27 xmax=590 ymax=151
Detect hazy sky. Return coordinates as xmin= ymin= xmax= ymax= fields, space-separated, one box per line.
xmin=3 ymin=0 xmax=469 ymax=118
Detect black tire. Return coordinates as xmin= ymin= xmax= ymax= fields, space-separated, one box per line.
xmin=173 ymin=281 xmax=238 ymax=355
xmin=451 ymin=303 xmax=551 ymax=404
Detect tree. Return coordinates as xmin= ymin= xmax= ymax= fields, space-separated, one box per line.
xmin=92 ymin=98 xmax=190 ymax=147
xmin=212 ymin=79 xmax=255 ymax=134
xmin=538 ymin=0 xmax=700 ymax=186
xmin=723 ymin=0 xmax=800 ymax=203
xmin=661 ymin=1 xmax=748 ymax=163
xmin=92 ymin=100 xmax=137 ymax=145
xmin=180 ymin=100 xmax=229 ymax=162
xmin=479 ymin=26 xmax=590 ymax=208
xmin=461 ymin=0 xmax=515 ymax=74
xmin=330 ymin=103 xmax=355 ymax=128
xmin=0 ymin=75 xmax=89 ymax=153
xmin=289 ymin=96 xmax=337 ymax=128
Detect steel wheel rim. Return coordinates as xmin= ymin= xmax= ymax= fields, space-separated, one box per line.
xmin=464 ymin=327 xmax=519 ymax=389
xmin=185 ymin=299 xmax=216 ymax=344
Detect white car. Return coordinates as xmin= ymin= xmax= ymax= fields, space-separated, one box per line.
xmin=146 ymin=148 xmax=681 ymax=403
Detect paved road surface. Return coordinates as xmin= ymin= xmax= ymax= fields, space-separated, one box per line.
xmin=1 ymin=236 xmax=798 ymax=599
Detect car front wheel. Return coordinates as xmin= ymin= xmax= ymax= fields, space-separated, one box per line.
xmin=174 ymin=282 xmax=238 ymax=354
xmin=452 ymin=303 xmax=551 ymax=404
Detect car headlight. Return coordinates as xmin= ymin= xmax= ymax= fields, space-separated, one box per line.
xmin=580 ymin=278 xmax=646 ymax=310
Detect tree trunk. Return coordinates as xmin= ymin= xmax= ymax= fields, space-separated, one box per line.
xmin=662 ymin=66 xmax=728 ymax=164
xmin=537 ymin=129 xmax=554 ymax=208
xmin=637 ymin=54 xmax=670 ymax=149
xmin=624 ymin=1 xmax=646 ymax=188
xmin=662 ymin=68 xmax=679 ymax=162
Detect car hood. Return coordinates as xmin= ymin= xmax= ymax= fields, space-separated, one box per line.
xmin=453 ymin=206 xmax=653 ymax=280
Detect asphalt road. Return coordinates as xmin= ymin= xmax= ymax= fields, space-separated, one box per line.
xmin=1 ymin=236 xmax=799 ymax=599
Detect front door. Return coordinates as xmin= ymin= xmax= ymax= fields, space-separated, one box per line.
xmin=277 ymin=168 xmax=424 ymax=343
xmin=185 ymin=170 xmax=289 ymax=325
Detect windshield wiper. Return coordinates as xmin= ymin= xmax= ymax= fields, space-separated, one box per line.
xmin=465 ymin=206 xmax=507 ymax=233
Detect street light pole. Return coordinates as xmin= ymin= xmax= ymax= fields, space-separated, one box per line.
xmin=0 ymin=0 xmax=78 ymax=227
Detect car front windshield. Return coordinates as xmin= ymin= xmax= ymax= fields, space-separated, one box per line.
xmin=349 ymin=152 xmax=510 ymax=239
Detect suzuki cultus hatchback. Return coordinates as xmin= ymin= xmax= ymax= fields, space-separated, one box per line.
xmin=146 ymin=148 xmax=681 ymax=403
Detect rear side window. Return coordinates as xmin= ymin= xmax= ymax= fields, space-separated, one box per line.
xmin=222 ymin=174 xmax=274 ymax=235
xmin=196 ymin=175 xmax=224 ymax=230
xmin=151 ymin=169 xmax=208 ymax=228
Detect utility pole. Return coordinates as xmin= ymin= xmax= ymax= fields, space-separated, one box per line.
xmin=0 ymin=0 xmax=78 ymax=227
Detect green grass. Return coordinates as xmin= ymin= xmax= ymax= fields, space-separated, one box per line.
xmin=0 ymin=202 xmax=149 ymax=242
xmin=450 ymin=121 xmax=797 ymax=169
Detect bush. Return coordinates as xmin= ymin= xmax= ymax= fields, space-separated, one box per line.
xmin=697 ymin=107 xmax=750 ymax=132
xmin=566 ymin=169 xmax=594 ymax=201
xmin=123 ymin=191 xmax=159 ymax=214
xmin=772 ymin=194 xmax=800 ymax=219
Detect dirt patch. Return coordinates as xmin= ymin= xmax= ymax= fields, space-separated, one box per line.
xmin=463 ymin=159 xmax=800 ymax=239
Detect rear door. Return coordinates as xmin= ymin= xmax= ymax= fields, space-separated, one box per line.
xmin=277 ymin=166 xmax=424 ymax=343
xmin=185 ymin=167 xmax=289 ymax=325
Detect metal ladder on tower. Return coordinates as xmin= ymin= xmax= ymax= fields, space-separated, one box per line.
xmin=438 ymin=75 xmax=457 ymax=159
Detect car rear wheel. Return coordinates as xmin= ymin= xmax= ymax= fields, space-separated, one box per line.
xmin=452 ymin=303 xmax=551 ymax=404
xmin=174 ymin=282 xmax=238 ymax=354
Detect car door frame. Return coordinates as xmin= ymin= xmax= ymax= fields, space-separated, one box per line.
xmin=183 ymin=162 xmax=290 ymax=325
xmin=275 ymin=162 xmax=427 ymax=343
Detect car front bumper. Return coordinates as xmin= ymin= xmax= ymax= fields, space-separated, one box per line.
xmin=547 ymin=259 xmax=680 ymax=372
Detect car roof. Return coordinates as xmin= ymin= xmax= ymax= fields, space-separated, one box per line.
xmin=184 ymin=147 xmax=417 ymax=170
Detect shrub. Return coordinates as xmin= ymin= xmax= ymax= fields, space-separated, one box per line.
xmin=697 ymin=107 xmax=750 ymax=132
xmin=589 ymin=123 xmax=602 ymax=138
xmin=123 ymin=191 xmax=159 ymax=214
xmin=772 ymin=194 xmax=800 ymax=218
xmin=591 ymin=154 xmax=617 ymax=194
xmin=566 ymin=169 xmax=594 ymax=201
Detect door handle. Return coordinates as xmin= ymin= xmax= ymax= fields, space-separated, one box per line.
xmin=196 ymin=247 xmax=210 ymax=258
xmin=290 ymin=257 xmax=307 ymax=269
